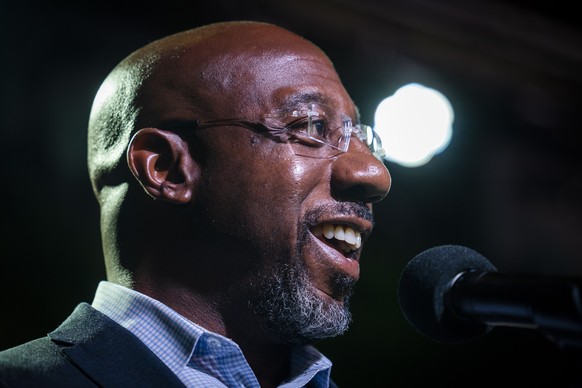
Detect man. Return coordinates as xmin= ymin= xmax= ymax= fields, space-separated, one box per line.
xmin=0 ymin=21 xmax=390 ymax=387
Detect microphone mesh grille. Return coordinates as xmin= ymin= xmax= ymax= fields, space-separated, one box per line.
xmin=397 ymin=245 xmax=497 ymax=343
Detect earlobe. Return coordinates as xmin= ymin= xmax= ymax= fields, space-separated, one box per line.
xmin=127 ymin=128 xmax=198 ymax=204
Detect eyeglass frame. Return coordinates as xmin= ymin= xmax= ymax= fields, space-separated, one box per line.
xmin=168 ymin=103 xmax=385 ymax=160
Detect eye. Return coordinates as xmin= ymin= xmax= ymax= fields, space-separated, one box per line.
xmin=309 ymin=118 xmax=328 ymax=138
xmin=286 ymin=116 xmax=329 ymax=139
xmin=287 ymin=116 xmax=310 ymax=132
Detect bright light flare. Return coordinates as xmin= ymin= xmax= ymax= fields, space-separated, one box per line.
xmin=374 ymin=83 xmax=454 ymax=167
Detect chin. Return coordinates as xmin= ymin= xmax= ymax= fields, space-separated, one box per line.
xmin=248 ymin=262 xmax=354 ymax=344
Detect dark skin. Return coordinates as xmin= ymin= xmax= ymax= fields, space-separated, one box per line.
xmin=115 ymin=22 xmax=391 ymax=387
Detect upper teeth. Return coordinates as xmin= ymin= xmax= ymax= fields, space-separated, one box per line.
xmin=313 ymin=224 xmax=362 ymax=252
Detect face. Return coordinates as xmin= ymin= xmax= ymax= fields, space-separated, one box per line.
xmin=146 ymin=25 xmax=391 ymax=344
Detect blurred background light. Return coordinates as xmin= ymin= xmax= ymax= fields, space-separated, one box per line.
xmin=374 ymin=83 xmax=454 ymax=167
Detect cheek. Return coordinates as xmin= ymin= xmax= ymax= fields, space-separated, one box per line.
xmin=291 ymin=161 xmax=307 ymax=181
xmin=276 ymin=158 xmax=326 ymax=211
xmin=243 ymin=158 xmax=311 ymax=234
xmin=201 ymin=142 xmax=314 ymax=246
xmin=198 ymin=124 xmax=331 ymax=249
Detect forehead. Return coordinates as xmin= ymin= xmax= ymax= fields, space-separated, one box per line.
xmin=267 ymin=57 xmax=354 ymax=111
xmin=158 ymin=33 xmax=354 ymax=117
xmin=200 ymin=49 xmax=355 ymax=116
xmin=137 ymin=25 xmax=357 ymax=123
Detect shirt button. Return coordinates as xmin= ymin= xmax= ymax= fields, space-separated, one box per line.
xmin=207 ymin=337 xmax=222 ymax=349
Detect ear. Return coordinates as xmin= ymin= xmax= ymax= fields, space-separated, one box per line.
xmin=127 ymin=128 xmax=199 ymax=204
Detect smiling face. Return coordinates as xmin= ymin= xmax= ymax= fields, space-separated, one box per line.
xmin=130 ymin=22 xmax=391 ymax=344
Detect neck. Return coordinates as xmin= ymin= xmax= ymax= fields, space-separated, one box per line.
xmin=132 ymin=255 xmax=296 ymax=386
xmin=235 ymin=336 xmax=293 ymax=388
xmin=133 ymin=278 xmax=227 ymax=335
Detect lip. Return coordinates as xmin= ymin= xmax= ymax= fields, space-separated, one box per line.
xmin=307 ymin=216 xmax=373 ymax=279
xmin=311 ymin=216 xmax=373 ymax=250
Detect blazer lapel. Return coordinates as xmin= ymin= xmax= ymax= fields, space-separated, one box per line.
xmin=49 ymin=303 xmax=185 ymax=387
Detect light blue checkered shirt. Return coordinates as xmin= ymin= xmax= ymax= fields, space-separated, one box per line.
xmin=91 ymin=281 xmax=333 ymax=387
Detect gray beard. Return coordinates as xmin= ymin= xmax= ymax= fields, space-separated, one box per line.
xmin=237 ymin=203 xmax=368 ymax=344
xmin=249 ymin=260 xmax=354 ymax=344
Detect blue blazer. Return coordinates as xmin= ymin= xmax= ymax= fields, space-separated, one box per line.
xmin=0 ymin=303 xmax=185 ymax=387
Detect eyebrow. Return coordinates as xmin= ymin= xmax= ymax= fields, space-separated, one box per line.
xmin=277 ymin=92 xmax=362 ymax=123
xmin=277 ymin=92 xmax=331 ymax=112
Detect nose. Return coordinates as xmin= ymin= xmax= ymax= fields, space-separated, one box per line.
xmin=331 ymin=139 xmax=391 ymax=203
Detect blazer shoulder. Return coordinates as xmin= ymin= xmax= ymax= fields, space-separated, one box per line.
xmin=0 ymin=336 xmax=95 ymax=387
xmin=1 ymin=303 xmax=184 ymax=388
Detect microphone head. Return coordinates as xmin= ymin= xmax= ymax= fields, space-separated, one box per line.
xmin=398 ymin=244 xmax=498 ymax=343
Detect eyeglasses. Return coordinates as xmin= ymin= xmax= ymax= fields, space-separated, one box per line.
xmin=184 ymin=103 xmax=385 ymax=160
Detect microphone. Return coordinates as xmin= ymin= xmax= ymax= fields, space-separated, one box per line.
xmin=397 ymin=245 xmax=582 ymax=350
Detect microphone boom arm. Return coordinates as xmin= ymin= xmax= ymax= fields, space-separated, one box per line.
xmin=448 ymin=270 xmax=582 ymax=351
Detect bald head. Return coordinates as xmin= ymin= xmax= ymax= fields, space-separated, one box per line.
xmin=84 ymin=21 xmax=391 ymax=350
xmin=87 ymin=21 xmax=336 ymax=198
xmin=86 ymin=21 xmax=352 ymax=284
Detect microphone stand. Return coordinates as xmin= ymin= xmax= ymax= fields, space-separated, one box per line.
xmin=449 ymin=271 xmax=582 ymax=386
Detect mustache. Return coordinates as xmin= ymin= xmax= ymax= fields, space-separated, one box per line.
xmin=303 ymin=202 xmax=374 ymax=226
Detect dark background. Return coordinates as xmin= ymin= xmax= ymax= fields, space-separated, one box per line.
xmin=2 ymin=1 xmax=581 ymax=386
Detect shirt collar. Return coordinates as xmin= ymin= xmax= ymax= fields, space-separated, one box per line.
xmin=92 ymin=281 xmax=207 ymax=371
xmin=91 ymin=280 xmax=332 ymax=387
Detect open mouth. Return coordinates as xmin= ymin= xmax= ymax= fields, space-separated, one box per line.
xmin=311 ymin=223 xmax=363 ymax=256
